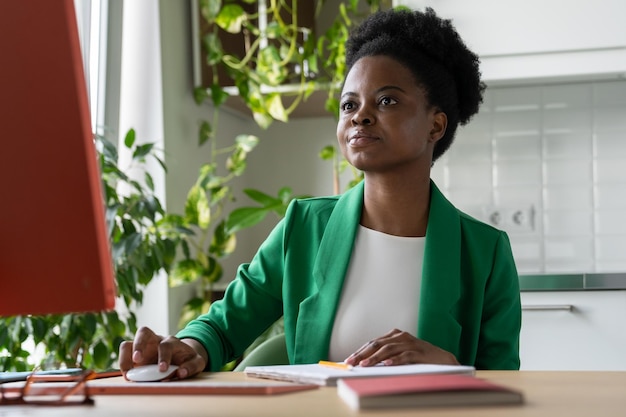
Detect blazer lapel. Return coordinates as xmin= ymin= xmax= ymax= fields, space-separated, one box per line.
xmin=417 ymin=181 xmax=462 ymax=355
xmin=293 ymin=182 xmax=364 ymax=363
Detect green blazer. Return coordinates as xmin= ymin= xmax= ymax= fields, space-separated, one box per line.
xmin=177 ymin=181 xmax=521 ymax=371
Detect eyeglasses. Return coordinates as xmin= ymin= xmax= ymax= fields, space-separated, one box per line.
xmin=0 ymin=368 xmax=96 ymax=407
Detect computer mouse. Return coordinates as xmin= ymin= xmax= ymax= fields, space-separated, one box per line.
xmin=125 ymin=364 xmax=179 ymax=382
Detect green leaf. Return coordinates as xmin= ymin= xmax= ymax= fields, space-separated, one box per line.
xmin=252 ymin=110 xmax=273 ymax=129
xmin=196 ymin=192 xmax=211 ymax=229
xmin=27 ymin=317 xmax=47 ymax=345
xmin=199 ymin=121 xmax=212 ymax=146
xmin=202 ymin=33 xmax=223 ymax=65
xmin=80 ymin=314 xmax=98 ymax=341
xmin=228 ymin=149 xmax=249 ymax=176
xmin=225 ymin=207 xmax=269 ymax=235
xmin=197 ymin=163 xmax=215 ymax=182
xmin=185 ymin=184 xmax=211 ymax=228
xmin=92 ymin=341 xmax=109 ymax=370
xmin=124 ymin=128 xmax=136 ymax=148
xmin=96 ymin=135 xmax=118 ymax=162
xmin=257 ymin=46 xmax=287 ymax=86
xmin=265 ymin=94 xmax=288 ymax=122
xmin=0 ymin=325 xmax=8 ymax=346
xmin=145 ymin=172 xmax=154 ymax=191
xmin=277 ymin=187 xmax=294 ymax=203
xmin=210 ymin=221 xmax=237 ymax=257
xmin=126 ymin=313 xmax=138 ymax=336
xmin=208 ymin=185 xmax=230 ymax=206
xmin=133 ymin=143 xmax=154 ymax=160
xmin=169 ymin=259 xmax=204 ymax=286
xmin=243 ymin=188 xmax=280 ymax=206
xmin=319 ymin=145 xmax=336 ymax=160
xmin=194 ymin=86 xmax=209 ymax=105
xmin=265 ymin=21 xmax=282 ymax=39
xmin=202 ymin=256 xmax=223 ymax=283
xmin=215 ymin=4 xmax=246 ymax=34
xmin=235 ymin=134 xmax=259 ymax=153
xmin=106 ymin=312 xmax=126 ymax=336
xmin=178 ymin=298 xmax=212 ymax=330
xmin=124 ymin=233 xmax=142 ymax=255
xmin=199 ymin=0 xmax=221 ymax=23
xmin=210 ymin=83 xmax=230 ymax=107
xmin=325 ymin=96 xmax=340 ymax=116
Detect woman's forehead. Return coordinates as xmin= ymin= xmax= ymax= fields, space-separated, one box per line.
xmin=342 ymin=55 xmax=422 ymax=94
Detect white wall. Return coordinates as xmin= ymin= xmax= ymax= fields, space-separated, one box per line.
xmin=395 ymin=0 xmax=626 ymax=85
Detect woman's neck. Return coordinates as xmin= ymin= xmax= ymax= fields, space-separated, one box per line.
xmin=360 ymin=174 xmax=431 ymax=237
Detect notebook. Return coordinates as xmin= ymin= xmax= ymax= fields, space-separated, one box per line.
xmin=244 ymin=363 xmax=475 ymax=386
xmin=337 ymin=373 xmax=524 ymax=410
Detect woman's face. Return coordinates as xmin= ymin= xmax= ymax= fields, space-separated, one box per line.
xmin=336 ymin=55 xmax=446 ymax=175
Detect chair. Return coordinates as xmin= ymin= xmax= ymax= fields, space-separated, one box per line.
xmin=233 ymin=333 xmax=288 ymax=371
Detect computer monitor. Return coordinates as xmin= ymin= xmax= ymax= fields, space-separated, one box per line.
xmin=0 ymin=0 xmax=116 ymax=316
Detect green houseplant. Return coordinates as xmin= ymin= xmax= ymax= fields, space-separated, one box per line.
xmin=0 ymin=127 xmax=296 ymax=372
xmin=0 ymin=130 xmax=178 ymax=371
xmin=194 ymin=0 xmax=389 ymax=126
xmin=164 ymin=133 xmax=309 ymax=329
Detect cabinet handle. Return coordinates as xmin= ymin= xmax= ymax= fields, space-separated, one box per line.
xmin=522 ymin=304 xmax=573 ymax=311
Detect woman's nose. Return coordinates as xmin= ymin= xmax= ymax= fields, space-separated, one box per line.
xmin=351 ymin=106 xmax=374 ymax=126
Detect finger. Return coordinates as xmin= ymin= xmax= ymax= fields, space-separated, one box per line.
xmin=157 ymin=336 xmax=179 ymax=371
xmin=383 ymin=350 xmax=425 ymax=366
xmin=345 ymin=329 xmax=403 ymax=366
xmin=176 ymin=354 xmax=207 ymax=380
xmin=118 ymin=340 xmax=134 ymax=372
xmin=345 ymin=338 xmax=385 ymax=366
xmin=360 ymin=341 xmax=406 ymax=366
xmin=132 ymin=326 xmax=160 ymax=365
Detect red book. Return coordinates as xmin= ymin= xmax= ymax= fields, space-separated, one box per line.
xmin=337 ymin=373 xmax=524 ymax=410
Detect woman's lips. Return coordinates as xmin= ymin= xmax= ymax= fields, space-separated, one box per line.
xmin=348 ymin=133 xmax=379 ymax=147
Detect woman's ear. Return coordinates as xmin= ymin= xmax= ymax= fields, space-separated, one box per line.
xmin=429 ymin=111 xmax=448 ymax=143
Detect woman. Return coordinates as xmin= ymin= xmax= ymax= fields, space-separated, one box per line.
xmin=119 ymin=8 xmax=521 ymax=380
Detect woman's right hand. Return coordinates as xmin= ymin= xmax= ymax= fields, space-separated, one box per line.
xmin=118 ymin=326 xmax=208 ymax=380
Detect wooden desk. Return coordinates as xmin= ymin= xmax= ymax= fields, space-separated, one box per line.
xmin=2 ymin=371 xmax=625 ymax=416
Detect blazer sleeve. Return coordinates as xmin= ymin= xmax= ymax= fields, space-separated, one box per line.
xmin=176 ymin=217 xmax=288 ymax=371
xmin=476 ymin=231 xmax=522 ymax=370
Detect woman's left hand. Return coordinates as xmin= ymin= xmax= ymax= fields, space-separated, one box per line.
xmin=343 ymin=328 xmax=460 ymax=367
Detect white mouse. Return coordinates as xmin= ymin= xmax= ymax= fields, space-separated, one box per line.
xmin=125 ymin=364 xmax=179 ymax=382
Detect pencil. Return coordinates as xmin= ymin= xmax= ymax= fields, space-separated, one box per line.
xmin=318 ymin=361 xmax=354 ymax=371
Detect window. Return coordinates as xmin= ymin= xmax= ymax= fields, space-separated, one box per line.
xmin=73 ymin=0 xmax=108 ymax=135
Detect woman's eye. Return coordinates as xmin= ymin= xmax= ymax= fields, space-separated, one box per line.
xmin=341 ymin=101 xmax=356 ymax=111
xmin=379 ymin=96 xmax=397 ymax=106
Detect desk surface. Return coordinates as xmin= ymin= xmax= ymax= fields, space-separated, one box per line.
xmin=2 ymin=371 xmax=626 ymax=416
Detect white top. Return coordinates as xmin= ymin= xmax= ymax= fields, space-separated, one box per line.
xmin=328 ymin=225 xmax=425 ymax=362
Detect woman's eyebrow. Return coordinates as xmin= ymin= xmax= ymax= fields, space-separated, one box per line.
xmin=340 ymin=85 xmax=405 ymax=101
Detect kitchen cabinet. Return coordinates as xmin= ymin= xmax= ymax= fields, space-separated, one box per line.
xmin=395 ymin=0 xmax=626 ymax=84
xmin=520 ymin=291 xmax=626 ymax=370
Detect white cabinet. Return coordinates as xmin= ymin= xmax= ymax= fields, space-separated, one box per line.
xmin=520 ymin=291 xmax=626 ymax=370
xmin=395 ymin=0 xmax=626 ymax=84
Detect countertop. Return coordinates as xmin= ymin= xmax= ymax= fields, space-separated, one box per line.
xmin=519 ymin=272 xmax=626 ymax=291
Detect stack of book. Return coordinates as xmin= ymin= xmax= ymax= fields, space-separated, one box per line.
xmin=336 ymin=372 xmax=524 ymax=410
